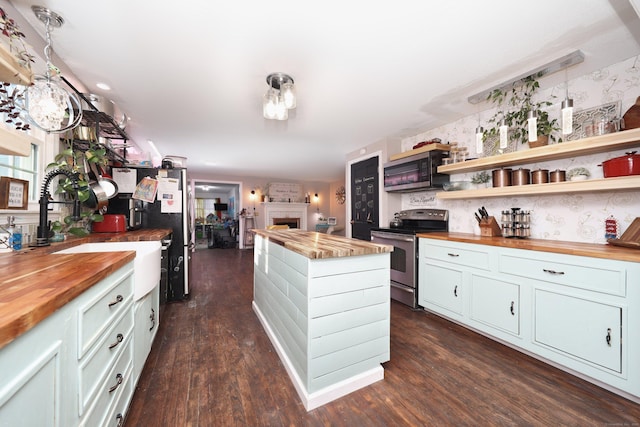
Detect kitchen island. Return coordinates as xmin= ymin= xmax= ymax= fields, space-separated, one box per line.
xmin=252 ymin=229 xmax=393 ymax=410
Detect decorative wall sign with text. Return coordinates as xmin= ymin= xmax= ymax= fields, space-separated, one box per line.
xmin=0 ymin=177 xmax=29 ymax=209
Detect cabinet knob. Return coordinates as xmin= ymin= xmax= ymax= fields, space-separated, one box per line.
xmin=606 ymin=328 xmax=612 ymax=347
xmin=447 ymin=253 xmax=460 ymax=257
xmin=453 ymin=285 xmax=458 ymax=297
xmin=510 ymin=301 xmax=515 ymax=315
xmin=149 ymin=308 xmax=156 ymax=331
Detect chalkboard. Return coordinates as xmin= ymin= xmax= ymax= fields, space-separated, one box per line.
xmin=268 ymin=183 xmax=301 ymax=202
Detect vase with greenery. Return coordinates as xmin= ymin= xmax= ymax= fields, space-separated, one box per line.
xmin=483 ymin=74 xmax=560 ymax=148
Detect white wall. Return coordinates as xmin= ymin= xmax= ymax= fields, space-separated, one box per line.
xmin=395 ymin=55 xmax=640 ymax=244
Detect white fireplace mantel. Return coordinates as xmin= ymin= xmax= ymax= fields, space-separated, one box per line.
xmin=260 ymin=202 xmax=309 ymax=230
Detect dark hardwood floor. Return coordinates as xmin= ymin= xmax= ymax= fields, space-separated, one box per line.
xmin=125 ymin=247 xmax=640 ymax=426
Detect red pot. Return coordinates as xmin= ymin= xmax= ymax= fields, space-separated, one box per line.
xmin=92 ymin=214 xmax=127 ymax=233
xmin=600 ymin=151 xmax=640 ymax=178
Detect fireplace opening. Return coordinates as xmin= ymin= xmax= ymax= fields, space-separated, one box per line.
xmin=273 ymin=217 xmax=300 ymax=229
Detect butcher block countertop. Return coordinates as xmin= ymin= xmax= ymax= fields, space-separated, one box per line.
xmin=419 ymin=232 xmax=640 ymax=263
xmin=0 ymin=229 xmax=172 ymax=350
xmin=253 ymin=229 xmax=393 ymax=259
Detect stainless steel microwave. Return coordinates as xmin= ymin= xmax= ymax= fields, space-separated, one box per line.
xmin=383 ymin=150 xmax=449 ymax=192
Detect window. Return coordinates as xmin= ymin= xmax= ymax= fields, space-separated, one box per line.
xmin=0 ymin=142 xmax=39 ymax=203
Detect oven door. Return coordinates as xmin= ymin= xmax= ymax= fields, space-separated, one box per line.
xmin=370 ymin=230 xmax=417 ymax=308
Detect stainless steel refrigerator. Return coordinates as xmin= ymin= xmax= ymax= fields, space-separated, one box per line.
xmin=108 ymin=166 xmax=191 ymax=302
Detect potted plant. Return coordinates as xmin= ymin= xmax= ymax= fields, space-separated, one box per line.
xmin=45 ymin=141 xmax=106 ymax=237
xmin=484 ymin=74 xmax=560 ymax=149
xmin=470 ymin=171 xmax=491 ymax=188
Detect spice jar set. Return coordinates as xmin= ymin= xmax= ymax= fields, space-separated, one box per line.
xmin=501 ymin=208 xmax=531 ymax=238
xmin=492 ymin=168 xmax=566 ymax=187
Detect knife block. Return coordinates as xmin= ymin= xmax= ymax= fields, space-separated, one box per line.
xmin=479 ymin=216 xmax=502 ymax=237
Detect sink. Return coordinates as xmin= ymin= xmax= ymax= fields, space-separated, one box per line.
xmin=54 ymin=241 xmax=161 ymax=300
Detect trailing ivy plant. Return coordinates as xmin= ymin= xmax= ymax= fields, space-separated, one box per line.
xmin=483 ymin=74 xmax=560 ymax=145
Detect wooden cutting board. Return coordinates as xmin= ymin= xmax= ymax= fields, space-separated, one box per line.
xmin=608 ymin=217 xmax=640 ymax=249
xmin=623 ymin=97 xmax=640 ymax=130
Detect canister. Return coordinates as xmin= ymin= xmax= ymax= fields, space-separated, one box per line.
xmin=531 ymin=169 xmax=549 ymax=184
xmin=549 ymin=169 xmax=566 ymax=182
xmin=511 ymin=168 xmax=531 ymax=186
xmin=492 ymin=168 xmax=512 ymax=187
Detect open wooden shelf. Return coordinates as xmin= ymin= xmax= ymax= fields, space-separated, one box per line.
xmin=0 ymin=43 xmax=33 ymax=86
xmin=436 ymin=175 xmax=640 ymax=200
xmin=389 ymin=143 xmax=450 ymax=161
xmin=0 ymin=126 xmax=39 ymax=156
xmin=437 ymin=128 xmax=640 ymax=174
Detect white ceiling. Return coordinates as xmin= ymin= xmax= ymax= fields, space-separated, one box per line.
xmin=8 ymin=0 xmax=640 ymax=182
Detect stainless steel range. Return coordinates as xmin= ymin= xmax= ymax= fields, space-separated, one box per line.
xmin=370 ymin=209 xmax=449 ymax=308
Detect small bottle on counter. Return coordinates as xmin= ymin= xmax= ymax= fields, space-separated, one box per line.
xmin=6 ymin=216 xmax=22 ymax=251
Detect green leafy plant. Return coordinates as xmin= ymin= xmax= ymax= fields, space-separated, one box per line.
xmin=46 ymin=141 xmax=108 ymax=236
xmin=471 ymin=171 xmax=490 ymax=184
xmin=484 ymin=74 xmax=560 ymax=145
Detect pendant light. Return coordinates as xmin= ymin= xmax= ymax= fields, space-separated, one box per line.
xmin=263 ymin=73 xmax=296 ymax=121
xmin=527 ymin=110 xmax=538 ymax=142
xmin=26 ymin=6 xmax=82 ymax=133
xmin=475 ymin=125 xmax=484 ymax=154
xmin=499 ymin=118 xmax=508 ymax=149
xmin=561 ymin=69 xmax=574 ymax=135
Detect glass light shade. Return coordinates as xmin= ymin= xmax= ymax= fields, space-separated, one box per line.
xmin=561 ymin=98 xmax=574 ymax=135
xmin=281 ymin=81 xmax=296 ymax=109
xmin=27 ymin=76 xmax=71 ymax=131
xmin=475 ymin=126 xmax=484 ymax=154
xmin=263 ymin=89 xmax=279 ymax=120
xmin=527 ymin=110 xmax=538 ymax=142
xmin=499 ymin=119 xmax=508 ymax=149
xmin=274 ymin=94 xmax=288 ymax=120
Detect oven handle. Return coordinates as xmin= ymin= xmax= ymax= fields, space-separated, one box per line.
xmin=371 ymin=231 xmax=415 ymax=242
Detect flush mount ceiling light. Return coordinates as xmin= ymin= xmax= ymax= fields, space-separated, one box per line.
xmin=263 ymin=72 xmax=296 ymax=121
xmin=26 ymin=5 xmax=82 ymax=133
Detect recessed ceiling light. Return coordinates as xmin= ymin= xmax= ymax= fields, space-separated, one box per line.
xmin=96 ymin=82 xmax=111 ymax=90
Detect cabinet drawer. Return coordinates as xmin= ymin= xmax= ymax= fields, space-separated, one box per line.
xmin=500 ymin=253 xmax=625 ymax=296
xmin=419 ymin=263 xmax=463 ymax=315
xmin=79 ymin=306 xmax=133 ymax=415
xmin=81 ymin=337 xmax=133 ymax=427
xmin=534 ymin=289 xmax=622 ymax=373
xmin=470 ymin=275 xmax=520 ymax=336
xmin=421 ymin=241 xmax=491 ymax=271
xmin=78 ymin=273 xmax=134 ymax=358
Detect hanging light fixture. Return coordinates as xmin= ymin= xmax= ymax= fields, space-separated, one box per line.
xmin=26 ymin=6 xmax=82 ymax=133
xmin=527 ymin=110 xmax=538 ymax=142
xmin=263 ymin=73 xmax=296 ymax=121
xmin=561 ymin=69 xmax=574 ymax=135
xmin=498 ymin=118 xmax=509 ymax=149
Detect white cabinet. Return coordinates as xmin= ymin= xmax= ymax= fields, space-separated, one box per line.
xmin=134 ymin=285 xmax=160 ymax=383
xmin=0 ymin=302 xmax=74 ymax=426
xmin=534 ymin=289 xmax=622 ymax=373
xmin=470 ymin=275 xmax=520 ymax=336
xmin=418 ymin=236 xmax=640 ymax=402
xmin=0 ymin=261 xmax=135 ymax=427
xmin=419 ymin=263 xmax=464 ymax=316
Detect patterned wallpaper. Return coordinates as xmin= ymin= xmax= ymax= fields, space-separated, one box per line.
xmin=400 ymin=55 xmax=640 ymax=244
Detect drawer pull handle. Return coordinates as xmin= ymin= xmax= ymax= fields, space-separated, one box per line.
xmin=116 ymin=414 xmax=124 ymax=427
xmin=606 ymin=328 xmax=612 ymax=347
xmin=542 ymin=268 xmax=565 ymax=275
xmin=454 ymin=285 xmax=458 ymax=297
xmin=149 ymin=308 xmax=156 ymax=331
xmin=109 ymin=373 xmax=123 ymax=393
xmin=108 ymin=294 xmax=124 ymax=307
xmin=447 ymin=253 xmax=460 ymax=257
xmin=510 ymin=301 xmax=515 ymax=316
xmin=108 ymin=333 xmax=124 ymax=350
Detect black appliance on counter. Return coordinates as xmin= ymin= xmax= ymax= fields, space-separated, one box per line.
xmin=107 ymin=166 xmax=192 ymax=303
xmin=370 ymin=209 xmax=448 ymax=308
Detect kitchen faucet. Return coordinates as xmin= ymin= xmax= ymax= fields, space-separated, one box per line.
xmin=34 ymin=169 xmax=82 ymax=247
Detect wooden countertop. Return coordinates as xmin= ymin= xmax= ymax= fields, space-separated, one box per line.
xmin=0 ymin=229 xmax=172 ymax=350
xmin=253 ymin=229 xmax=393 ymax=259
xmin=418 ymin=232 xmax=640 ymax=263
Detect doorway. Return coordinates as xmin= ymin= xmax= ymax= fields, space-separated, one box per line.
xmin=191 ymin=179 xmax=243 ymax=250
